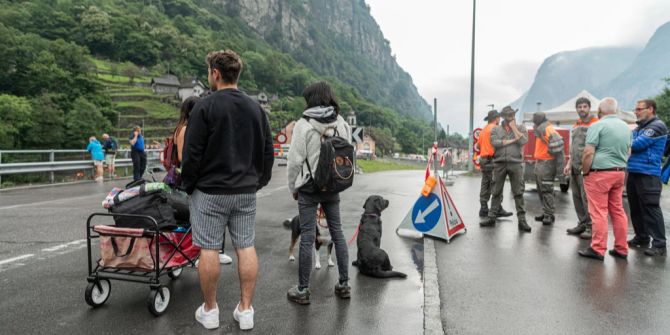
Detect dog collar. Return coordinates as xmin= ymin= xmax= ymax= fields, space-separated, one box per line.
xmin=363 ymin=213 xmax=379 ymax=219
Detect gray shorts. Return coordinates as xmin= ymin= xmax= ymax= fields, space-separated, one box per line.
xmin=190 ymin=189 xmax=257 ymax=250
xmin=105 ymin=154 xmax=115 ymax=165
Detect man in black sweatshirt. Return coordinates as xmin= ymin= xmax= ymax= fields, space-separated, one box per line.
xmin=182 ymin=50 xmax=274 ymax=331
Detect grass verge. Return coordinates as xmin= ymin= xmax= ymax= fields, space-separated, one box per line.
xmin=357 ymin=159 xmax=423 ymax=173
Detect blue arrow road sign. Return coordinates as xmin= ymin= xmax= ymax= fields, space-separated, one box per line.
xmin=412 ymin=193 xmax=442 ymax=232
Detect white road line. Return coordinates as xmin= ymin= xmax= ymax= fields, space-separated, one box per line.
xmin=0 ymin=194 xmax=103 ymax=210
xmin=41 ymin=239 xmax=86 ymax=252
xmin=0 ymin=254 xmax=34 ymax=266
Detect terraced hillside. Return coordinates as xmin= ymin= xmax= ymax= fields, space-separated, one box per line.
xmin=90 ymin=58 xmax=181 ymax=146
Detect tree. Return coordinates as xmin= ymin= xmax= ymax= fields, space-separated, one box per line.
xmin=80 ymin=6 xmax=114 ymax=54
xmin=121 ymin=62 xmax=141 ymax=84
xmin=0 ymin=94 xmax=34 ymax=149
xmin=366 ymin=127 xmax=394 ymax=157
xmin=655 ymin=79 xmax=670 ymax=124
xmin=24 ymin=94 xmax=65 ymax=149
xmin=63 ymin=97 xmax=112 ymax=148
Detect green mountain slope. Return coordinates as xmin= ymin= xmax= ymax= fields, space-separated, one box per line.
xmin=0 ymin=0 xmax=437 ymax=154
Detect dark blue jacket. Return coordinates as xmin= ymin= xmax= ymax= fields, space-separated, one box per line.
xmin=628 ymin=116 xmax=668 ymax=176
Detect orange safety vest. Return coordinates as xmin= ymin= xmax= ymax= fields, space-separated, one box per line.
xmin=573 ymin=116 xmax=598 ymax=128
xmin=479 ymin=123 xmax=496 ymax=158
xmin=534 ymin=123 xmax=559 ymax=161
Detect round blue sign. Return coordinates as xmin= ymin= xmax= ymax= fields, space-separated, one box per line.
xmin=412 ymin=193 xmax=442 ymax=232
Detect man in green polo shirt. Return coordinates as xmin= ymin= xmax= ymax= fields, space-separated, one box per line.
xmin=578 ymin=97 xmax=631 ymax=261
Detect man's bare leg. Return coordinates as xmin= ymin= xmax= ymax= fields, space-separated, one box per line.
xmin=236 ymin=246 xmax=258 ymax=311
xmin=198 ymin=249 xmax=221 ymax=311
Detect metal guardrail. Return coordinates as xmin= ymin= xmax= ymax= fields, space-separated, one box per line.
xmin=0 ymin=149 xmax=161 ymax=188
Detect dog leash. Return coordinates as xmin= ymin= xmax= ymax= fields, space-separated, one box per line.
xmin=347 ymin=213 xmax=379 ymax=247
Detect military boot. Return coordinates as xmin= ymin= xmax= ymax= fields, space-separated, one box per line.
xmin=534 ymin=214 xmax=545 ymax=222
xmin=579 ymin=226 xmax=592 ymax=240
xmin=566 ymin=223 xmax=586 ymax=235
xmin=479 ymin=204 xmax=489 ymax=218
xmin=479 ymin=216 xmax=496 ymax=227
xmin=542 ymin=214 xmax=555 ymax=226
xmin=495 ymin=208 xmax=513 ymax=218
xmin=518 ymin=217 xmax=531 ymax=232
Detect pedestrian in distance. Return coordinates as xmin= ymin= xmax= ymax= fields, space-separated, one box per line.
xmin=286 ymin=81 xmax=353 ymax=305
xmin=478 ymin=109 xmax=513 ymax=218
xmin=101 ymin=133 xmax=118 ymax=179
xmin=182 ymin=49 xmax=274 ymax=330
xmin=86 ymin=136 xmax=104 ymax=182
xmin=531 ymin=111 xmax=565 ymax=226
xmin=564 ymin=97 xmax=598 ymax=239
xmin=578 ymin=98 xmax=631 ymax=261
xmin=129 ymin=126 xmax=147 ymax=181
xmin=626 ymin=99 xmax=668 ymax=257
xmin=480 ymin=106 xmax=531 ymax=232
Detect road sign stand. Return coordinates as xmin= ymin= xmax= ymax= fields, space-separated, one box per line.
xmin=396 ymin=172 xmax=466 ymax=243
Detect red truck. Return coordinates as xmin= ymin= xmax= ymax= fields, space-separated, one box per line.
xmin=523 ymin=126 xmax=571 ymax=193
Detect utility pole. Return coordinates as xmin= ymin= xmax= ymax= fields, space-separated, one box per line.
xmin=467 ymin=0 xmax=477 ymax=172
xmin=433 ymin=98 xmax=438 ymax=177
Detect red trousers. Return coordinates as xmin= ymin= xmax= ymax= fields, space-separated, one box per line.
xmin=584 ymin=171 xmax=629 ymax=256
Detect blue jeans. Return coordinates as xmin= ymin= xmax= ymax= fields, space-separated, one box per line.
xmin=298 ymin=191 xmax=349 ymax=289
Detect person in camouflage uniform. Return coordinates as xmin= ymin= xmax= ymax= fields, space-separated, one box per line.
xmin=532 ymin=111 xmax=565 ymax=226
xmin=480 ymin=106 xmax=532 ymax=232
xmin=564 ymin=97 xmax=598 ymax=239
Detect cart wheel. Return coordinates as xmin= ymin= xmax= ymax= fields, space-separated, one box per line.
xmin=147 ymin=286 xmax=170 ymax=316
xmin=168 ymin=267 xmax=183 ymax=279
xmin=85 ymin=279 xmax=111 ymax=307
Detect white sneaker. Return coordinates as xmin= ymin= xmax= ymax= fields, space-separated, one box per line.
xmin=195 ymin=303 xmax=219 ymax=329
xmin=233 ymin=303 xmax=254 ymax=330
xmin=95 ymin=176 xmax=104 ymax=182
xmin=219 ymin=253 xmax=233 ymax=264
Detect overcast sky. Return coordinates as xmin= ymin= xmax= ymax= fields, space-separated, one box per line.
xmin=366 ymin=0 xmax=670 ymax=135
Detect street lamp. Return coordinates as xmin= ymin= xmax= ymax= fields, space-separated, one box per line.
xmin=467 ymin=0 xmax=477 ymax=172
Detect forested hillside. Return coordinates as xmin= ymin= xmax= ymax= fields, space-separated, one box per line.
xmin=0 ymin=0 xmax=441 ymax=154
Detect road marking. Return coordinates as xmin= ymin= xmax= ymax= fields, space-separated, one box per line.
xmin=0 ymin=194 xmax=103 ymax=210
xmin=0 ymin=254 xmax=34 ymax=266
xmin=42 ymin=239 xmax=86 ymax=252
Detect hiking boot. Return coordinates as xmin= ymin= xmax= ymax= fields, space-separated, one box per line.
xmin=479 ymin=216 xmax=496 ymax=227
xmin=578 ymin=247 xmax=604 ymax=261
xmin=479 ymin=204 xmax=489 ymax=217
xmin=534 ymin=214 xmax=545 ymax=222
xmin=566 ymin=223 xmax=586 ymax=235
xmin=495 ymin=208 xmax=513 ymax=218
xmin=608 ymin=249 xmax=628 ymax=260
xmin=518 ymin=218 xmax=531 ymax=233
xmin=627 ymin=236 xmax=651 ymax=249
xmin=334 ymin=281 xmax=351 ymax=299
xmin=287 ymin=286 xmax=310 ymax=305
xmin=542 ymin=215 xmax=555 ymax=226
xmin=644 ymin=247 xmax=667 ymax=257
xmin=579 ymin=227 xmax=592 ymax=240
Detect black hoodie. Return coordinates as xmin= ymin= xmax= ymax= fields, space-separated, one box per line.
xmin=181 ymin=88 xmax=274 ymax=195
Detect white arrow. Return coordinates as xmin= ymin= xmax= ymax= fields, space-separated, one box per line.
xmin=352 ymin=127 xmax=363 ymax=143
xmin=415 ymin=199 xmax=439 ymax=224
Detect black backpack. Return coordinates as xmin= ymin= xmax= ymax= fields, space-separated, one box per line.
xmin=305 ymin=125 xmax=355 ymax=193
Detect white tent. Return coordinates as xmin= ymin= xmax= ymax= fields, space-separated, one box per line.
xmin=523 ymin=90 xmax=636 ymax=127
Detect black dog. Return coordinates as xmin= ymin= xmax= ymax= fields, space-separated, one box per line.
xmin=283 ymin=215 xmax=334 ymax=269
xmin=352 ymin=195 xmax=407 ymax=278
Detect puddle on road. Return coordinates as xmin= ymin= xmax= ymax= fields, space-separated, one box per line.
xmin=410 ymin=241 xmax=424 ymax=282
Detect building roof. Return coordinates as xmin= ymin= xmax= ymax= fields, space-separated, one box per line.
xmin=179 ymin=78 xmax=206 ymax=89
xmin=523 ymin=90 xmax=636 ymax=125
xmin=151 ymin=75 xmax=180 ymax=87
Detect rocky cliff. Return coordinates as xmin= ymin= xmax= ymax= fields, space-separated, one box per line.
xmin=218 ymin=0 xmax=431 ymax=120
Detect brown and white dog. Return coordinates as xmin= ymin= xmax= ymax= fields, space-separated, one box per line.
xmin=283 ymin=215 xmax=334 ymax=269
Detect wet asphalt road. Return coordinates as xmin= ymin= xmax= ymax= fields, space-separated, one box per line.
xmin=0 ymin=165 xmax=423 ymax=335
xmin=438 ymin=173 xmax=669 ymax=335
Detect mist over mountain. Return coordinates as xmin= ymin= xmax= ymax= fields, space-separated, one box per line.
xmin=513 ymin=21 xmax=670 ymax=112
